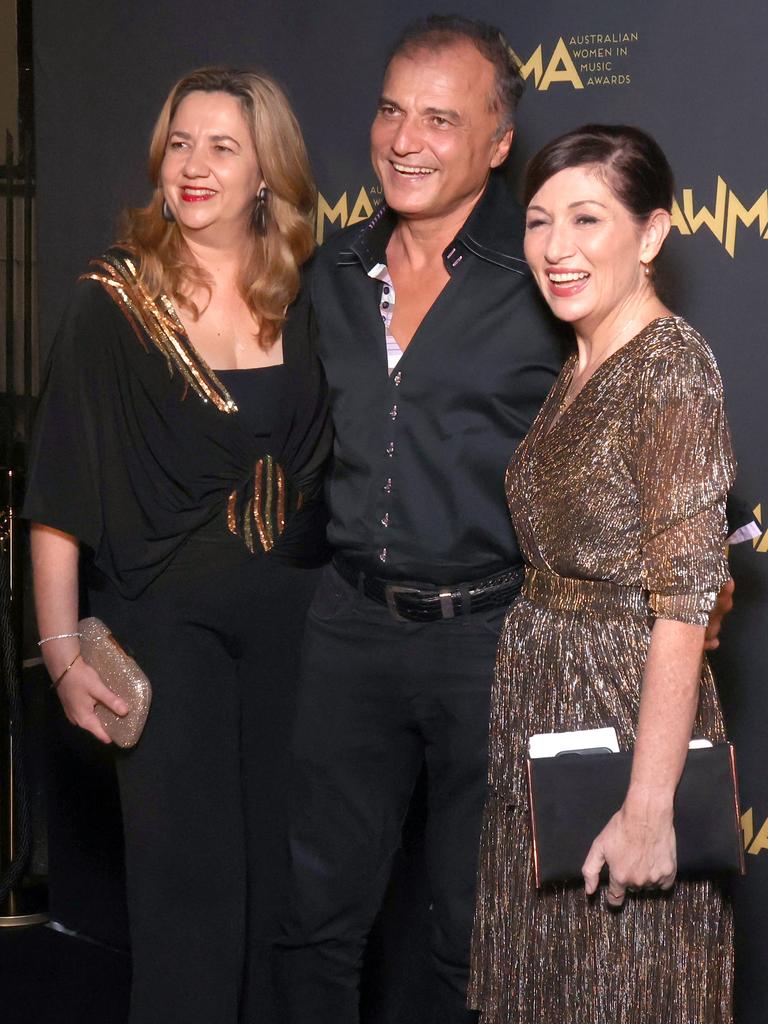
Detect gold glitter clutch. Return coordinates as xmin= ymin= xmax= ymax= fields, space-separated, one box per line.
xmin=78 ymin=617 xmax=152 ymax=748
xmin=527 ymin=743 xmax=745 ymax=887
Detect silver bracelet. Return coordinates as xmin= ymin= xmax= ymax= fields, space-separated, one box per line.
xmin=38 ymin=632 xmax=82 ymax=647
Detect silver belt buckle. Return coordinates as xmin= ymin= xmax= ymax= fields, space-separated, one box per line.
xmin=384 ymin=584 xmax=423 ymax=622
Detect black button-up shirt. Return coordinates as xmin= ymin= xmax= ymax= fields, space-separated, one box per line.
xmin=310 ymin=171 xmax=568 ymax=585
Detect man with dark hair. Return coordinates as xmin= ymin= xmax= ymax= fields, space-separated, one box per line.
xmin=274 ymin=18 xmax=561 ymax=1023
xmin=274 ymin=15 xmax=730 ymax=1024
xmin=386 ymin=14 xmax=524 ymax=136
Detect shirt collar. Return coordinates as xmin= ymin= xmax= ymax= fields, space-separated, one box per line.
xmin=346 ymin=170 xmax=528 ymax=277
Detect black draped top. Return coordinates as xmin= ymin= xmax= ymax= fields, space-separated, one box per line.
xmin=24 ymin=250 xmax=332 ymax=598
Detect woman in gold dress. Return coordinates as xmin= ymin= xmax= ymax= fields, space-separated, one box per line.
xmin=469 ymin=125 xmax=734 ymax=1022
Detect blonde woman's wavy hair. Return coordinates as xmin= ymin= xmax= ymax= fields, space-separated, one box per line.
xmin=120 ymin=67 xmax=316 ymax=348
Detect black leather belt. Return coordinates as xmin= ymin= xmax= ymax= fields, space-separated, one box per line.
xmin=332 ymin=555 xmax=524 ymax=622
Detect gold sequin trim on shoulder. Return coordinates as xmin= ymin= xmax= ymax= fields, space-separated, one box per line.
xmin=80 ymin=251 xmax=238 ymax=414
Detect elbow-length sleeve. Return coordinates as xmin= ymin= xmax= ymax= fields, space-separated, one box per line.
xmin=22 ymin=280 xmax=114 ymax=550
xmin=632 ymin=332 xmax=735 ymax=626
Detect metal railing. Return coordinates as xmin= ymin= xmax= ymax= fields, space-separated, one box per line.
xmin=1 ymin=128 xmax=37 ymax=465
xmin=0 ymin=123 xmax=46 ymax=924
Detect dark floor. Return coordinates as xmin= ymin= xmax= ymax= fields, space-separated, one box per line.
xmin=0 ymin=902 xmax=431 ymax=1024
xmin=0 ymin=923 xmax=130 ymax=1024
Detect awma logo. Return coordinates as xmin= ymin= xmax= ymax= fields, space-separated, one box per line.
xmin=518 ymin=38 xmax=585 ymax=90
xmin=315 ymin=187 xmax=382 ymax=244
xmin=515 ymin=34 xmax=638 ymax=90
xmin=750 ymin=504 xmax=768 ymax=553
xmin=671 ymin=179 xmax=768 ymax=257
xmin=315 ymin=178 xmax=768 ymax=257
xmin=742 ymin=808 xmax=768 ymax=857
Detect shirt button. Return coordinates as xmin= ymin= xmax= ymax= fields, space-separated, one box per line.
xmin=383 ymin=285 xmax=390 ymax=294
xmin=386 ymin=442 xmax=395 ymax=457
xmin=389 ymin=404 xmax=398 ymax=420
xmin=383 ymin=478 xmax=392 ymax=493
xmin=382 ymin=301 xmax=389 ymax=309
xmin=381 ymin=513 xmax=389 ymax=527
xmin=393 ymin=371 xmax=402 ymax=386
xmin=379 ymin=547 xmax=388 ymax=562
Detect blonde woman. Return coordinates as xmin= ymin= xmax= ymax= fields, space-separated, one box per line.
xmin=24 ymin=68 xmax=330 ymax=1024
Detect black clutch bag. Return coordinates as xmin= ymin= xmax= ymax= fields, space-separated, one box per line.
xmin=526 ymin=742 xmax=745 ymax=887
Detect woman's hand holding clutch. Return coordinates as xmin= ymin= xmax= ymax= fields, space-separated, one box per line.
xmin=54 ymin=656 xmax=129 ymax=745
xmin=581 ymin=799 xmax=677 ymax=909
xmin=31 ymin=524 xmax=129 ymax=745
xmin=582 ymin=619 xmax=704 ymax=907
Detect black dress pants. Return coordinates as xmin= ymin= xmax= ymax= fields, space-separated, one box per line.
xmin=274 ymin=564 xmax=512 ymax=1024
xmin=88 ymin=518 xmax=319 ymax=1024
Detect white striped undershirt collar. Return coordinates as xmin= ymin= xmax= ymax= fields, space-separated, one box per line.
xmin=368 ymin=262 xmax=402 ymax=373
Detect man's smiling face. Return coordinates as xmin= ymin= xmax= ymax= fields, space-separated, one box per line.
xmin=370 ymin=40 xmax=512 ymax=224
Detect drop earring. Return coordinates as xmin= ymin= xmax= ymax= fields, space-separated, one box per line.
xmin=162 ymin=199 xmax=175 ymax=223
xmin=255 ymin=187 xmax=269 ymax=236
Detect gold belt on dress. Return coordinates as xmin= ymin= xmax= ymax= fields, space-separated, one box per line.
xmin=521 ymin=566 xmax=649 ymax=616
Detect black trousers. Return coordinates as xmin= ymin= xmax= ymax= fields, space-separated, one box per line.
xmin=89 ymin=518 xmax=319 ymax=1024
xmin=274 ymin=564 xmax=513 ymax=1024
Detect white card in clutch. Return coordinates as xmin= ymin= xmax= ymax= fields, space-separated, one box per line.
xmin=528 ymin=729 xmax=714 ymax=759
xmin=528 ymin=727 xmax=620 ymax=759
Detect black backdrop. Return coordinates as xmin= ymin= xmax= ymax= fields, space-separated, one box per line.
xmin=34 ymin=1 xmax=768 ymax=1020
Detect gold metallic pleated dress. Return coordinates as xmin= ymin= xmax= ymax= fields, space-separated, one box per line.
xmin=469 ymin=317 xmax=735 ymax=1023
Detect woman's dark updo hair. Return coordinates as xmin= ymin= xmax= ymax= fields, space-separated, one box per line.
xmin=523 ymin=124 xmax=674 ymax=221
